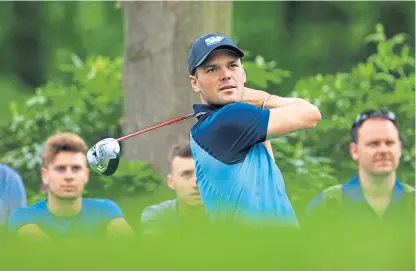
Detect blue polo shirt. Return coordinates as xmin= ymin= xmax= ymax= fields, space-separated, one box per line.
xmin=307 ymin=175 xmax=415 ymax=227
xmin=8 ymin=198 xmax=124 ymax=241
xmin=189 ymin=102 xmax=298 ymax=227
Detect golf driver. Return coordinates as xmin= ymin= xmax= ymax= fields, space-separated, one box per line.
xmin=87 ymin=112 xmax=196 ymax=176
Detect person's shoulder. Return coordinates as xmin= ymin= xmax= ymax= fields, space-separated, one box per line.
xmin=192 ymin=102 xmax=264 ymax=132
xmin=402 ymin=183 xmax=415 ymax=193
xmin=8 ymin=200 xmax=47 ymax=229
xmin=82 ymin=198 xmax=120 ymax=210
xmin=307 ymin=184 xmax=343 ymax=212
xmin=140 ymin=199 xmax=177 ymax=222
xmin=0 ymin=163 xmax=23 ymax=184
xmin=12 ymin=199 xmax=46 ymax=212
xmin=218 ymin=102 xmax=261 ymax=116
xmin=82 ymin=198 xmax=124 ymax=221
xmin=0 ymin=163 xmax=19 ymax=175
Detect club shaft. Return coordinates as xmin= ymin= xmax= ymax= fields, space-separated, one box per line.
xmin=116 ymin=112 xmax=195 ymax=142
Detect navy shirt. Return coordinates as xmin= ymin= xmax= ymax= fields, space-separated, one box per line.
xmin=190 ymin=102 xmax=298 ymax=227
xmin=8 ymin=198 xmax=124 ymax=241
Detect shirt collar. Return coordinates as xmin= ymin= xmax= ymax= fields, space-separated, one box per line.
xmin=343 ymin=174 xmax=404 ymax=203
xmin=193 ymin=104 xmax=221 ymax=119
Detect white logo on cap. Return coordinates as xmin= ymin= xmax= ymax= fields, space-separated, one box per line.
xmin=205 ymin=36 xmax=224 ymax=46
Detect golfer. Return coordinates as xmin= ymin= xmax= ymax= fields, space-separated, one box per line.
xmin=187 ymin=33 xmax=322 ymax=227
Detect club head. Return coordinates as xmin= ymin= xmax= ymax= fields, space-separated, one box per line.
xmin=87 ymin=138 xmax=120 ymax=176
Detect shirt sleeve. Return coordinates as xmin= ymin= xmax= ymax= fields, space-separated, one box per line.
xmin=101 ymin=200 xmax=124 ymax=221
xmin=306 ymin=193 xmax=324 ymax=213
xmin=140 ymin=206 xmax=160 ymax=235
xmin=192 ymin=102 xmax=270 ymax=164
xmin=140 ymin=200 xmax=177 ymax=236
xmin=8 ymin=208 xmax=35 ymax=232
xmin=0 ymin=165 xmax=27 ymax=228
xmin=6 ymin=171 xmax=27 ymax=214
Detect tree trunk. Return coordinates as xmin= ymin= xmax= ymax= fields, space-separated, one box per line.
xmin=122 ymin=1 xmax=232 ymax=176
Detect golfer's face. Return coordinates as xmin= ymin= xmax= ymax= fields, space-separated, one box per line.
xmin=190 ymin=50 xmax=246 ymax=106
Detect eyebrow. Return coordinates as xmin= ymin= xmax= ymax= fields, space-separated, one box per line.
xmin=202 ymin=59 xmax=240 ymax=69
xmin=180 ymin=168 xmax=194 ymax=174
xmin=54 ymin=164 xmax=84 ymax=168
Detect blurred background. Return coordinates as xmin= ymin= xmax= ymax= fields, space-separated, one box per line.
xmin=0 ymin=1 xmax=414 ymax=228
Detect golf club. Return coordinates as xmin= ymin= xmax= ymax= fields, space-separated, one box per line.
xmin=87 ymin=112 xmax=196 ymax=176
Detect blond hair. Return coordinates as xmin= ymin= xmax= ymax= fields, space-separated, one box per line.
xmin=42 ymin=133 xmax=87 ymax=167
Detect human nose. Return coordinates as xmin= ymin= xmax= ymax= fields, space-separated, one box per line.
xmin=377 ymin=142 xmax=391 ymax=153
xmin=191 ymin=173 xmax=197 ymax=188
xmin=63 ymin=168 xmax=75 ymax=180
xmin=219 ymin=67 xmax=231 ymax=81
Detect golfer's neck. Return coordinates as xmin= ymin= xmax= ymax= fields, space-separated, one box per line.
xmin=359 ymin=169 xmax=396 ymax=198
xmin=47 ymin=195 xmax=82 ymax=217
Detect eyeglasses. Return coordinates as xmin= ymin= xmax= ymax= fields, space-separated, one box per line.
xmin=352 ymin=109 xmax=396 ymax=129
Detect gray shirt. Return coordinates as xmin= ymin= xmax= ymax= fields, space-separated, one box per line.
xmin=140 ymin=199 xmax=178 ymax=235
xmin=140 ymin=199 xmax=209 ymax=236
xmin=0 ymin=164 xmax=27 ymax=228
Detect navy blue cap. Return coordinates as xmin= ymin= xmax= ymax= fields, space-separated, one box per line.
xmin=188 ymin=33 xmax=244 ymax=75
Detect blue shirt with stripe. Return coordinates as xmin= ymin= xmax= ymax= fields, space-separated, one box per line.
xmin=190 ymin=102 xmax=298 ymax=226
xmin=8 ymin=198 xmax=124 ymax=241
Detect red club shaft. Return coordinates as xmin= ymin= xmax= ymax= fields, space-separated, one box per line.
xmin=116 ymin=112 xmax=195 ymax=142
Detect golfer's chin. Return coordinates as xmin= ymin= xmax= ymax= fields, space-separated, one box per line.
xmin=212 ymin=93 xmax=243 ymax=106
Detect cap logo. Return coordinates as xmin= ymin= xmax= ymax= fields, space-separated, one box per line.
xmin=205 ymin=36 xmax=224 ymax=46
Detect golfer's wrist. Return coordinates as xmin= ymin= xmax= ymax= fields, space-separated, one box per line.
xmin=262 ymin=95 xmax=280 ymax=109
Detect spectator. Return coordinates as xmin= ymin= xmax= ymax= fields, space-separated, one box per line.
xmin=307 ymin=109 xmax=414 ymax=230
xmin=8 ymin=132 xmax=133 ymax=242
xmin=0 ymin=163 xmax=26 ymax=230
xmin=306 ymin=109 xmax=415 ymax=271
xmin=140 ymin=140 xmax=208 ymax=236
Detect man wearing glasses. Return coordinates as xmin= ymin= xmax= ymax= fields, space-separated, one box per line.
xmin=307 ymin=109 xmax=414 ymax=229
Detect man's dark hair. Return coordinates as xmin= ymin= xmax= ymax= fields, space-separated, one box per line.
xmin=168 ymin=140 xmax=193 ymax=165
xmin=350 ymin=109 xmax=399 ymax=143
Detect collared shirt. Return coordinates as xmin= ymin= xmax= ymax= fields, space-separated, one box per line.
xmin=140 ymin=199 xmax=210 ymax=235
xmin=189 ymin=102 xmax=298 ymax=227
xmin=0 ymin=164 xmax=26 ymax=229
xmin=307 ymin=175 xmax=415 ymax=229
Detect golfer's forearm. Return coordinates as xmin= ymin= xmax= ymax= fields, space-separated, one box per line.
xmin=265 ymin=95 xmax=311 ymax=109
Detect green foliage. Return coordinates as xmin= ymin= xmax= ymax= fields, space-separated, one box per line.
xmin=0 ymin=24 xmax=413 ymax=217
xmin=0 ymin=55 xmax=162 ymax=203
xmin=254 ymin=24 xmax=415 ymax=212
xmin=233 ymin=1 xmax=415 ymax=96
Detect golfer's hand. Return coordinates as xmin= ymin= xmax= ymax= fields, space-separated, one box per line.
xmin=242 ymin=87 xmax=272 ymax=108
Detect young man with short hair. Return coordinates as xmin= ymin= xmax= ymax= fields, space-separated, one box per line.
xmin=140 ymin=140 xmax=208 ymax=236
xmin=187 ymin=33 xmax=321 ymax=227
xmin=8 ymin=133 xmax=133 ymax=242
